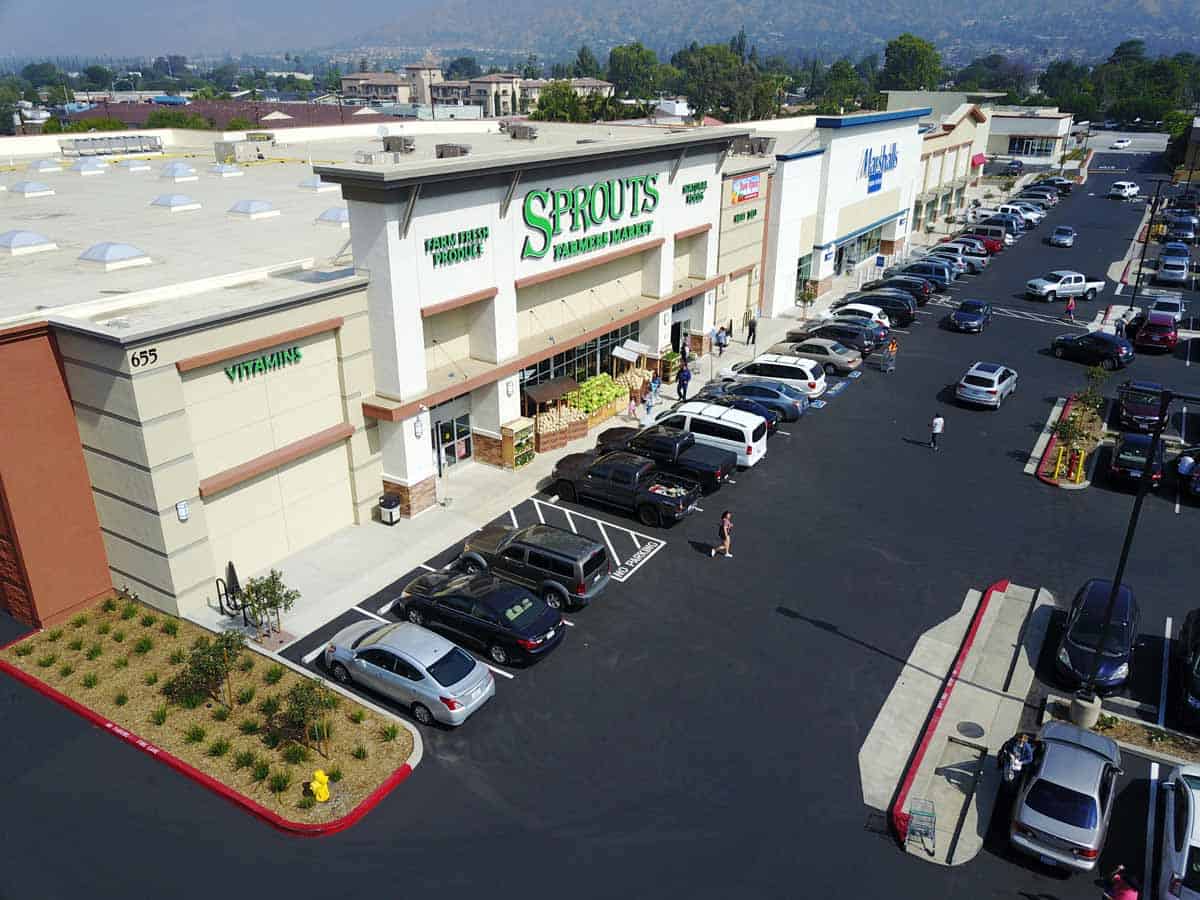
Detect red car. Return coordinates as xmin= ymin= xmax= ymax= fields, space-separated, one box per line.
xmin=1133 ymin=311 xmax=1179 ymax=352
xmin=953 ymin=231 xmax=1004 ymax=254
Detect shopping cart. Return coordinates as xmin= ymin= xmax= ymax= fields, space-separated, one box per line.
xmin=906 ymin=798 xmax=936 ymax=856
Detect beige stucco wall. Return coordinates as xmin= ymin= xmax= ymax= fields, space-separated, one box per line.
xmin=514 ymin=251 xmax=645 ymax=343
xmin=57 ymin=286 xmax=380 ymax=617
xmin=836 ymin=188 xmax=903 ymax=241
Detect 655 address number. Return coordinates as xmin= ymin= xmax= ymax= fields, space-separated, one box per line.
xmin=129 ymin=348 xmax=159 ymax=368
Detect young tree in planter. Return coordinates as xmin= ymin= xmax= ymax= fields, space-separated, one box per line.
xmin=241 ymin=569 xmax=300 ymax=640
xmin=284 ymin=679 xmax=330 ymax=755
xmin=165 ymin=630 xmax=245 ymax=707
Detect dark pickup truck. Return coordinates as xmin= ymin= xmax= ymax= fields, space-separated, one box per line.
xmin=594 ymin=425 xmax=736 ymax=492
xmin=551 ymin=451 xmax=702 ymax=527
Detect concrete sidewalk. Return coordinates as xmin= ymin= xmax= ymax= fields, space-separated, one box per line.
xmin=858 ymin=581 xmax=1056 ymax=865
xmin=188 ymin=294 xmax=845 ymax=642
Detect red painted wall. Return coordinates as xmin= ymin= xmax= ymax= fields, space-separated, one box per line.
xmin=0 ymin=324 xmax=111 ymax=626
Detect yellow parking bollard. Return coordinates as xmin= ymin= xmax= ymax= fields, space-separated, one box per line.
xmin=310 ymin=769 xmax=330 ymax=803
xmin=1076 ymin=452 xmax=1087 ymax=484
xmin=1054 ymin=445 xmax=1066 ymax=479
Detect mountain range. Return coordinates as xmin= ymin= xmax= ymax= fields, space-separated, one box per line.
xmin=345 ymin=0 xmax=1200 ymax=64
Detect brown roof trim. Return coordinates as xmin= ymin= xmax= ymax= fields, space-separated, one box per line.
xmin=727 ymin=263 xmax=755 ymax=280
xmin=513 ymin=238 xmax=664 ymax=291
xmin=0 ymin=321 xmax=51 ymax=346
xmin=176 ymin=317 xmax=344 ymax=374
xmin=674 ymin=223 xmax=711 ymax=242
xmin=198 ymin=422 xmax=354 ymax=498
xmin=421 ymin=287 xmax=498 ymax=319
xmin=365 ymin=274 xmax=726 ymax=423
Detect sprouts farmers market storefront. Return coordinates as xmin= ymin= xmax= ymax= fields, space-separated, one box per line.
xmin=318 ymin=128 xmax=747 ymax=517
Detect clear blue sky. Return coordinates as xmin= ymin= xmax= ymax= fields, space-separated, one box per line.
xmin=0 ymin=0 xmax=402 ymax=56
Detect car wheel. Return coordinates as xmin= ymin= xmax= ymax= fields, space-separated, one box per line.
xmin=1102 ymin=357 xmax=1117 ymax=371
xmin=543 ymin=587 xmax=565 ymax=610
xmin=1085 ymin=289 xmax=1097 ymax=301
xmin=1046 ymin=291 xmax=1056 ymax=303
xmin=556 ymin=480 xmax=576 ymax=502
xmin=331 ymin=662 xmax=351 ymax=684
xmin=489 ymin=644 xmax=510 ymax=666
xmin=638 ymin=504 xmax=660 ymax=528
xmin=823 ymin=362 xmax=837 ymax=375
xmin=1053 ymin=346 xmax=1065 ymax=359
xmin=406 ymin=606 xmax=424 ymax=626
xmin=412 ymin=703 xmax=434 ymax=726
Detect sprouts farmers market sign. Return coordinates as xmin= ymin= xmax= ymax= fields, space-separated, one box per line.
xmin=520 ymin=174 xmax=660 ymax=263
xmin=860 ymin=142 xmax=899 ymax=194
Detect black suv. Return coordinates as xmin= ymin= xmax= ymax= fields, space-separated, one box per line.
xmin=458 ymin=523 xmax=610 ymax=610
xmin=860 ymin=276 xmax=931 ymax=305
xmin=835 ymin=291 xmax=916 ymax=326
xmin=401 ymin=571 xmax=565 ymax=666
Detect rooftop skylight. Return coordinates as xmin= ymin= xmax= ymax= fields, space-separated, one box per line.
xmin=209 ymin=163 xmax=244 ymax=178
xmin=0 ymin=230 xmax=57 ymax=256
xmin=227 ymin=199 xmax=280 ymax=220
xmin=150 ymin=193 xmax=201 ymax=212
xmin=8 ymin=181 xmax=55 ymax=198
xmin=71 ymin=158 xmax=108 ymax=176
xmin=78 ymin=242 xmax=152 ymax=271
xmin=27 ymin=159 xmax=62 ymax=174
xmin=118 ymin=159 xmax=152 ymax=173
xmin=298 ymin=175 xmax=338 ymax=193
xmin=160 ymin=161 xmax=198 ymax=182
xmin=315 ymin=207 xmax=349 ymax=228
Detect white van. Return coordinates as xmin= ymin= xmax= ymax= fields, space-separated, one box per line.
xmin=966 ymin=224 xmax=1013 ymax=247
xmin=651 ymin=402 xmax=768 ymax=467
xmin=722 ymin=353 xmax=828 ymax=398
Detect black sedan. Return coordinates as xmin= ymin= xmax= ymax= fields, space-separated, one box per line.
xmin=1054 ymin=579 xmax=1139 ymax=694
xmin=1173 ymin=608 xmax=1200 ymax=724
xmin=402 ymin=571 xmax=564 ymax=666
xmin=1050 ymin=332 xmax=1135 ymax=370
xmin=1109 ymin=431 xmax=1166 ymax=488
xmin=789 ymin=321 xmax=883 ymax=354
xmin=946 ymin=299 xmax=992 ymax=333
xmin=860 ymin=276 xmax=932 ymax=305
xmin=700 ymin=379 xmax=809 ymax=422
xmin=692 ymin=392 xmax=783 ymax=433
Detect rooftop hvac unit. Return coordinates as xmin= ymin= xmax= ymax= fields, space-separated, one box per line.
xmin=212 ymin=140 xmax=261 ymax=163
xmin=509 ymin=124 xmax=538 ymax=140
xmin=750 ymin=136 xmax=776 ymax=156
xmin=354 ymin=150 xmax=404 ymax=165
xmin=382 ymin=135 xmax=416 ymax=153
xmin=435 ymin=143 xmax=471 ymax=158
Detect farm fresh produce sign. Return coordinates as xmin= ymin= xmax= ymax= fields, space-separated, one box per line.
xmin=520 ymin=174 xmax=660 ymax=263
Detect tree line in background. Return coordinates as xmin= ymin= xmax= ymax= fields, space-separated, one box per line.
xmin=3 ymin=36 xmax=1199 ymax=140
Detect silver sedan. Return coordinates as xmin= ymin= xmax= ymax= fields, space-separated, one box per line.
xmin=324 ymin=620 xmax=494 ymax=726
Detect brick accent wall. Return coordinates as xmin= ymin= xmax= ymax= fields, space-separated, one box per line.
xmin=472 ymin=431 xmax=504 ymax=468
xmin=0 ymin=535 xmax=34 ymax=625
xmin=687 ymin=333 xmax=712 ymax=357
xmin=382 ymin=475 xmax=437 ymax=518
xmin=879 ymin=239 xmax=900 ymax=254
xmin=808 ymin=277 xmax=834 ymax=299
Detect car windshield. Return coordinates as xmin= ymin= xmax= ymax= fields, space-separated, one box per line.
xmin=1122 ymin=388 xmax=1159 ymax=406
xmin=1116 ymin=442 xmax=1151 ymax=466
xmin=960 ymin=302 xmax=986 ymax=313
xmin=1054 ymin=228 xmax=1072 ymax=236
xmin=427 ymin=646 xmax=477 ymax=687
xmin=963 ymin=375 xmax=994 ymax=388
xmin=1042 ymin=273 xmax=1060 ymax=281
xmin=1071 ymin=610 xmax=1131 ymax=655
xmin=1025 ymin=778 xmax=1099 ymax=830
xmin=772 ymin=382 xmax=804 ymax=399
xmin=1153 ymin=301 xmax=1181 ymax=312
xmin=827 ymin=342 xmax=849 ymax=355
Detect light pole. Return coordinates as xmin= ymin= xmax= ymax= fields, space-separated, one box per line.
xmin=1125 ymin=176 xmax=1170 ymax=317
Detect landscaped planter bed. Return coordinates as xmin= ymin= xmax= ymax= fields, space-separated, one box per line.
xmin=1 ymin=596 xmax=414 ymax=831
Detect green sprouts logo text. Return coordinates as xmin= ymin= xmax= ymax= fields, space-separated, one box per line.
xmin=520 ymin=174 xmax=660 ymax=262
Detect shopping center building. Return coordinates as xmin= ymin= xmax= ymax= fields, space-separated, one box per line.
xmin=0 ymin=109 xmax=928 ymax=626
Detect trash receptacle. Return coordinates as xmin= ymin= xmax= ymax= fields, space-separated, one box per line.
xmin=379 ymin=493 xmax=401 ymax=526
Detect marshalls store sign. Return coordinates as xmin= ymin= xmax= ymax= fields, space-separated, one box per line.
xmin=861 ymin=143 xmax=899 ymax=194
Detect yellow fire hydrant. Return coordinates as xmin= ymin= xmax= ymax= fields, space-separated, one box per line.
xmin=310 ymin=769 xmax=330 ymax=803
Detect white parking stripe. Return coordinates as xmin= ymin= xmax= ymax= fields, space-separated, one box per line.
xmin=355 ymin=606 xmax=390 ymax=623
xmin=483 ymin=661 xmax=514 ymax=679
xmin=417 ymin=563 xmax=436 ymax=572
xmin=562 ymin=618 xmax=575 ymax=627
xmin=378 ymin=599 xmax=397 ymax=615
xmin=302 ymin=645 xmax=325 ymax=665
xmin=595 ymin=521 xmax=620 ymax=570
xmin=775 ymin=430 xmax=790 ymax=437
xmin=535 ymin=501 xmax=545 ymax=523
xmin=562 ymin=508 xmax=578 ymax=533
xmin=1161 ymin=617 xmax=1173 ymax=727
xmin=1147 ymin=761 xmax=1160 ymax=898
xmin=509 ymin=508 xmax=519 ymax=528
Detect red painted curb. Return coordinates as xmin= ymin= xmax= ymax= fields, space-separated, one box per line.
xmin=1036 ymin=397 xmax=1076 ymax=486
xmin=889 ymin=579 xmax=1010 ymax=844
xmin=0 ymin=656 xmax=413 ymax=836
xmin=1120 ymin=260 xmax=1132 ymax=286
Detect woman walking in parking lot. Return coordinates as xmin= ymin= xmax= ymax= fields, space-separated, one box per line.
xmin=711 ymin=511 xmax=733 ymax=558
xmin=1065 ymin=295 xmax=1077 ymax=323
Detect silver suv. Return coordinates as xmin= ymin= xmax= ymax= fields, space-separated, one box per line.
xmin=1009 ymin=722 xmax=1122 ymax=871
xmin=1160 ymin=764 xmax=1200 ymax=898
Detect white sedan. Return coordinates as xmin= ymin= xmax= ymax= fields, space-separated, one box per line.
xmin=1111 ymin=137 xmax=1132 ymax=149
xmin=821 ymin=303 xmax=890 ymax=328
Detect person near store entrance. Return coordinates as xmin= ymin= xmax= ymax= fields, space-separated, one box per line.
xmin=677 ymin=363 xmax=692 ymax=401
xmin=716 ymin=326 xmax=729 ymax=357
xmin=746 ymin=315 xmax=758 ymax=346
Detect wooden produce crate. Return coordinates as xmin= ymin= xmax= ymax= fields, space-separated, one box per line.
xmin=535 ymin=429 xmax=568 ymax=453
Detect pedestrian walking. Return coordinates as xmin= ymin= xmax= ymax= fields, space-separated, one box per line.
xmin=710 ymin=510 xmax=733 ymax=558
xmin=746 ymin=315 xmax=758 ymax=346
xmin=930 ymin=413 xmax=945 ymax=451
xmin=998 ymin=733 xmax=1034 ymax=785
xmin=1114 ymin=316 xmax=1126 ymax=338
xmin=627 ymin=392 xmax=637 ymax=419
xmin=1065 ymin=296 xmax=1076 ymax=322
xmin=650 ymin=372 xmax=661 ymax=401
xmin=643 ymin=385 xmax=655 ymax=419
xmin=716 ymin=326 xmax=728 ymax=357
xmin=884 ymin=337 xmax=899 ymax=373
xmin=678 ymin=364 xmax=692 ymax=401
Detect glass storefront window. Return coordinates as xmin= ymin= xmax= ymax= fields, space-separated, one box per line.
xmin=434 ymin=412 xmax=472 ymax=469
xmin=516 ymin=322 xmax=640 ymax=391
xmin=794 ymin=253 xmax=812 ymax=300
xmin=1007 ymin=137 xmax=1057 ymax=157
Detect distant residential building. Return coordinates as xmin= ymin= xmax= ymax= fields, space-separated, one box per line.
xmin=405 ymin=62 xmax=443 ymax=106
xmin=470 ymin=73 xmax=523 ymax=117
xmin=341 ymin=72 xmax=412 ymax=103
xmin=431 ymin=81 xmax=470 ymax=104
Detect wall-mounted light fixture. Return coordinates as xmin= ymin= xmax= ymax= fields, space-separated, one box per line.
xmin=414 ymin=417 xmax=424 ymax=438
xmin=505 ymin=380 xmax=514 ymax=398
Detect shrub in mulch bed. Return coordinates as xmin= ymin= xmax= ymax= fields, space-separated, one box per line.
xmin=1 ymin=596 xmax=414 ymax=825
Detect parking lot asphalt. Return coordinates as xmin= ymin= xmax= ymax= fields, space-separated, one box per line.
xmin=1 ymin=153 xmax=1197 ymax=900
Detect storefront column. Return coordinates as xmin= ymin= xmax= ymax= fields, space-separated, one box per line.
xmin=470 ymin=377 xmax=520 ymax=468
xmin=808 ymin=245 xmax=837 ymax=297
xmin=347 ymin=199 xmax=428 ymax=400
xmin=638 ymin=308 xmax=672 ymax=354
xmin=380 ymin=410 xmax=437 ymax=517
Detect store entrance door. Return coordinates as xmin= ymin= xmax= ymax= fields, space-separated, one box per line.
xmin=432 ymin=414 xmax=472 ymax=475
xmin=670 ymin=321 xmax=683 ymax=353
